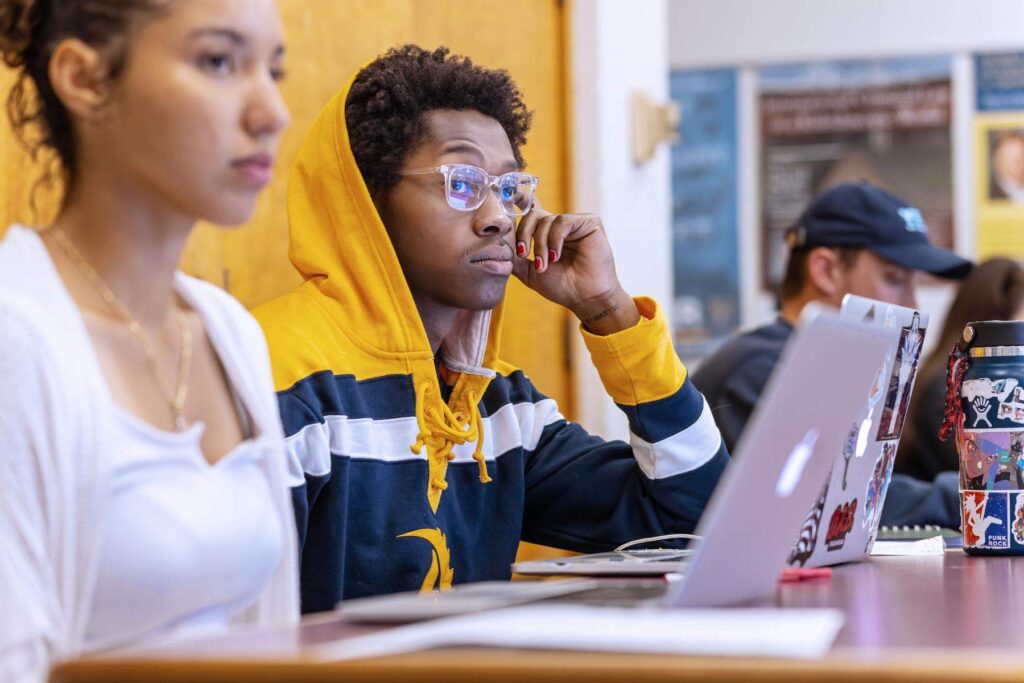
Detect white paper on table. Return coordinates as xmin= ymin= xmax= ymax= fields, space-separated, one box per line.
xmin=869 ymin=536 xmax=945 ymax=556
xmin=310 ymin=605 xmax=845 ymax=662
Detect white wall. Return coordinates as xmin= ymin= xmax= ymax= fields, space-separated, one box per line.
xmin=669 ymin=0 xmax=1021 ymax=348
xmin=669 ymin=0 xmax=1024 ymax=68
xmin=571 ymin=0 xmax=672 ymax=440
xmin=566 ymin=1 xmax=1018 ymax=436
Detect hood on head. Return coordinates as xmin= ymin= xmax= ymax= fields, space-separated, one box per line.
xmin=286 ymin=68 xmax=506 ymax=506
xmin=286 ymin=71 xmax=503 ymax=373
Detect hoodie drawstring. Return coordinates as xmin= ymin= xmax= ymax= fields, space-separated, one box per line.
xmin=465 ymin=391 xmax=492 ymax=483
xmin=411 ymin=382 xmax=492 ymax=493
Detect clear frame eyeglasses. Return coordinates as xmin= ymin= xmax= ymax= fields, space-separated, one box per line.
xmin=399 ymin=163 xmax=540 ymax=217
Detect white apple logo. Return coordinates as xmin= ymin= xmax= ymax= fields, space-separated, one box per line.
xmin=776 ymin=429 xmax=819 ymax=497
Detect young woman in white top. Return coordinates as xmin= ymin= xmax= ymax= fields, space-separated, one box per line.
xmin=0 ymin=1 xmax=300 ymax=679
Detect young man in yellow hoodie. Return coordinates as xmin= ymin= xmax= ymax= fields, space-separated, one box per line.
xmin=254 ymin=45 xmax=728 ymax=612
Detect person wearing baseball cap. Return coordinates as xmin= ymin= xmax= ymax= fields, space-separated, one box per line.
xmin=692 ymin=181 xmax=973 ymax=528
xmin=788 ymin=179 xmax=970 ymax=276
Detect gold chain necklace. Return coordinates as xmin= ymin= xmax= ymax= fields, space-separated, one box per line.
xmin=51 ymin=227 xmax=193 ymax=431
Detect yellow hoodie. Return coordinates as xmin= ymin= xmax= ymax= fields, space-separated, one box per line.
xmin=254 ymin=74 xmax=728 ymax=610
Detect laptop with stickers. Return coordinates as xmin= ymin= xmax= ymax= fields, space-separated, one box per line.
xmin=339 ymin=306 xmax=890 ymax=620
xmin=787 ymin=295 xmax=929 ymax=569
xmin=658 ymin=305 xmax=889 ymax=607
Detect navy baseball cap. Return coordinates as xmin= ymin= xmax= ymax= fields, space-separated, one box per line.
xmin=785 ymin=181 xmax=973 ymax=280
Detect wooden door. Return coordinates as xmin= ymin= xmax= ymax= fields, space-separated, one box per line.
xmin=1 ymin=1 xmax=576 ymax=565
xmin=0 ymin=0 xmax=572 ymax=417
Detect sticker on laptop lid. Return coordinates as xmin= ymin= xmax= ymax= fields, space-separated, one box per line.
xmin=788 ymin=481 xmax=829 ymax=567
xmin=863 ymin=442 xmax=896 ymax=530
xmin=825 ymin=498 xmax=858 ymax=552
xmin=875 ymin=313 xmax=924 ymax=441
xmin=840 ymin=422 xmax=858 ymax=491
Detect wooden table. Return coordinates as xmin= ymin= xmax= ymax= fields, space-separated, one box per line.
xmin=50 ymin=552 xmax=1024 ymax=682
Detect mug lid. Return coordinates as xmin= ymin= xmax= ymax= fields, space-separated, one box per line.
xmin=963 ymin=320 xmax=1024 ymax=349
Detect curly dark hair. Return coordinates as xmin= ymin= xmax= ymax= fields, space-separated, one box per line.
xmin=0 ymin=0 xmax=166 ymax=186
xmin=345 ymin=44 xmax=533 ymax=196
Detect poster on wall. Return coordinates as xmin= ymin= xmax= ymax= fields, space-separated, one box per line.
xmin=670 ymin=68 xmax=740 ymax=360
xmin=759 ymin=56 xmax=954 ymax=290
xmin=974 ymin=51 xmax=1024 ymax=261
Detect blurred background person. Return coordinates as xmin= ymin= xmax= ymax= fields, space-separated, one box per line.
xmin=896 ymin=258 xmax=1024 ymax=480
xmin=693 ymin=182 xmax=971 ymax=529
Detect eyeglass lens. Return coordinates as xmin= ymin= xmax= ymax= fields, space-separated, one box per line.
xmin=445 ymin=166 xmax=535 ymax=216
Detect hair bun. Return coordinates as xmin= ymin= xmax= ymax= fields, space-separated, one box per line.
xmin=0 ymin=0 xmax=38 ymax=68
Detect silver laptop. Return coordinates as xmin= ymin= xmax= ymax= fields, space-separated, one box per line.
xmin=337 ymin=306 xmax=889 ymax=621
xmin=787 ymin=296 xmax=928 ymax=568
xmin=659 ymin=305 xmax=889 ymax=607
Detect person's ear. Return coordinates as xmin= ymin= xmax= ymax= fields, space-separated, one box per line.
xmin=48 ymin=38 xmax=115 ymax=123
xmin=804 ymin=247 xmax=845 ymax=301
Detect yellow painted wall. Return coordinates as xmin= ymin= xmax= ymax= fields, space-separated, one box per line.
xmin=0 ymin=0 xmax=573 ymax=416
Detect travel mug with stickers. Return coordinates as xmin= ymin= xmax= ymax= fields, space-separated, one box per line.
xmin=941 ymin=320 xmax=1024 ymax=555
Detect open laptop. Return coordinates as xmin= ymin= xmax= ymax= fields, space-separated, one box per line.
xmin=337 ymin=306 xmax=889 ymax=621
xmin=787 ymin=295 xmax=928 ymax=568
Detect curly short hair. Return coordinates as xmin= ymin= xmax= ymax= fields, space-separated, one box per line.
xmin=345 ymin=44 xmax=532 ymax=196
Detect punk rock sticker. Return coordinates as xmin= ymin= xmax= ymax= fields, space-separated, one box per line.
xmin=962 ymin=491 xmax=1009 ymax=549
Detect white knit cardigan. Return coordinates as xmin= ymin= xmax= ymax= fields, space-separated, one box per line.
xmin=0 ymin=227 xmax=300 ymax=682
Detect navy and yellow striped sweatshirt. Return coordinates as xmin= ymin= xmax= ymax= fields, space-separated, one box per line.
xmin=253 ymin=77 xmax=729 ymax=613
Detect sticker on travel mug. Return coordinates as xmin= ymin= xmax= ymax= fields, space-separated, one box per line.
xmin=959 ymin=430 xmax=1024 ymax=490
xmin=1012 ymin=493 xmax=1024 ymax=547
xmin=962 ymin=491 xmax=1009 ymax=549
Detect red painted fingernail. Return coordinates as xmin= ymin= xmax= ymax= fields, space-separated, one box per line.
xmin=516 ymin=242 xmax=526 ymax=256
xmin=549 ymin=250 xmax=557 ymax=262
xmin=534 ymin=257 xmax=542 ymax=270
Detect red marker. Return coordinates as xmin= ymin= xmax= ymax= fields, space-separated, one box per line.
xmin=778 ymin=567 xmax=832 ymax=583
